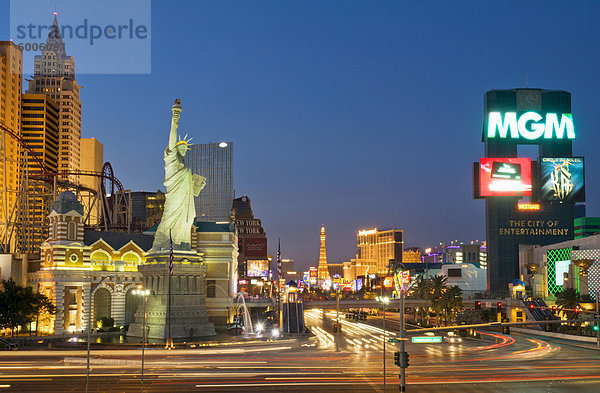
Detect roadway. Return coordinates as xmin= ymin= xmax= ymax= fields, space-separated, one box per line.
xmin=0 ymin=309 xmax=599 ymax=392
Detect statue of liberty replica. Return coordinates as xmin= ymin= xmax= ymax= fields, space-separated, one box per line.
xmin=152 ymin=98 xmax=206 ymax=251
xmin=128 ymin=99 xmax=215 ymax=342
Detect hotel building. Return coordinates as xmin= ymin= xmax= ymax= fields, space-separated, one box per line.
xmin=356 ymin=228 xmax=403 ymax=275
xmin=25 ymin=14 xmax=82 ymax=183
xmin=185 ymin=142 xmax=233 ymax=222
xmin=19 ymin=93 xmax=59 ymax=251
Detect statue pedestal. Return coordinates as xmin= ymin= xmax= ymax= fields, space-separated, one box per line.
xmin=128 ymin=250 xmax=216 ymax=340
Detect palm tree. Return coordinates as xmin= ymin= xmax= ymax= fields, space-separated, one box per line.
xmin=411 ymin=277 xmax=432 ymax=324
xmin=556 ymin=288 xmax=582 ymax=320
xmin=429 ymin=275 xmax=448 ymax=326
xmin=438 ymin=285 xmax=463 ymax=325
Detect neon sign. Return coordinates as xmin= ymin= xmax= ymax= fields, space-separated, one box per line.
xmin=487 ymin=112 xmax=574 ymax=140
xmin=517 ymin=203 xmax=540 ymax=211
xmin=358 ymin=228 xmax=377 ymax=236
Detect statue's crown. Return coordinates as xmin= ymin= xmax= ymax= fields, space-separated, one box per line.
xmin=176 ymin=134 xmax=193 ymax=147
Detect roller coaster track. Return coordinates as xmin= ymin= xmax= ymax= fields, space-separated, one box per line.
xmin=0 ymin=121 xmax=130 ymax=252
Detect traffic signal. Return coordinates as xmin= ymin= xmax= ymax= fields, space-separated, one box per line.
xmin=400 ymin=351 xmax=410 ymax=368
xmin=496 ymin=302 xmax=502 ymax=313
xmin=394 ymin=351 xmax=400 ymax=366
xmin=475 ymin=301 xmax=482 ymax=310
xmin=574 ymin=306 xmax=580 ymax=314
xmin=593 ymin=325 xmax=599 ymax=332
xmin=529 ymin=304 xmax=535 ymax=310
xmin=552 ymin=305 xmax=557 ymax=313
xmin=333 ymin=323 xmax=339 ymax=333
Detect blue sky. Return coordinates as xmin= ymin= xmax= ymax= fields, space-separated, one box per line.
xmin=3 ymin=1 xmax=600 ymax=272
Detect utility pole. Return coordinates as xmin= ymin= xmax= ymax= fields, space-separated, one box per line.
xmin=382 ymin=298 xmax=386 ymax=393
xmin=335 ymin=286 xmax=340 ymax=351
xmin=399 ymin=287 xmax=406 ymax=392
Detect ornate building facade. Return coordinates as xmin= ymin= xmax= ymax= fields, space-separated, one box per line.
xmin=28 ymin=191 xmax=147 ymax=334
xmin=28 ymin=191 xmax=239 ymax=335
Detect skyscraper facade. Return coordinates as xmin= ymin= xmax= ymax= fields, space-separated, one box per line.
xmin=356 ymin=228 xmax=403 ymax=275
xmin=25 ymin=14 xmax=82 ymax=183
xmin=21 ymin=94 xmax=59 ymax=175
xmin=18 ymin=94 xmax=59 ymax=251
xmin=231 ymin=195 xmax=268 ymax=294
xmin=0 ymin=41 xmax=23 ymax=251
xmin=79 ymin=137 xmax=103 ymax=225
xmin=185 ymin=142 xmax=233 ymax=222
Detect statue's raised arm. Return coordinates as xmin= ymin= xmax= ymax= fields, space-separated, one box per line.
xmin=168 ymin=98 xmax=182 ymax=150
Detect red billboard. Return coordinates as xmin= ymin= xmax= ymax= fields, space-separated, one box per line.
xmin=479 ymin=157 xmax=532 ymax=196
xmin=241 ymin=237 xmax=267 ymax=258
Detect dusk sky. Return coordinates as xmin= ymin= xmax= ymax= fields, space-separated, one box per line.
xmin=3 ymin=1 xmax=600 ymax=272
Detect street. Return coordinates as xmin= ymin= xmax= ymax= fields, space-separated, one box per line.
xmin=0 ymin=309 xmax=599 ymax=392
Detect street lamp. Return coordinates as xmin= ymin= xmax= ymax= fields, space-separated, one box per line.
xmin=86 ymin=275 xmax=115 ymax=393
xmin=376 ymin=295 xmax=390 ymax=393
xmin=132 ymin=287 xmax=151 ymax=393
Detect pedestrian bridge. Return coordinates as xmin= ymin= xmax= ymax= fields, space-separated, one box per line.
xmin=303 ymin=298 xmax=509 ymax=309
xmin=304 ymin=298 xmax=430 ymax=309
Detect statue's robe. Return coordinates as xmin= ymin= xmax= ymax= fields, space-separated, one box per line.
xmin=152 ymin=144 xmax=205 ymax=250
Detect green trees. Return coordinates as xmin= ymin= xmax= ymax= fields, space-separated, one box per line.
xmin=0 ymin=279 xmax=56 ymax=336
xmin=556 ymin=288 xmax=582 ymax=320
xmin=429 ymin=275 xmax=448 ymax=326
xmin=412 ymin=278 xmax=432 ymax=324
xmin=409 ymin=274 xmax=463 ymax=326
xmin=436 ymin=285 xmax=463 ymax=326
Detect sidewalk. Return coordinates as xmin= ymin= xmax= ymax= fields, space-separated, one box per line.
xmin=512 ymin=327 xmax=600 ymax=351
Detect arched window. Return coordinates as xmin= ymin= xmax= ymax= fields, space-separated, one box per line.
xmin=67 ymin=221 xmax=76 ymax=240
xmin=122 ymin=251 xmax=141 ymax=263
xmin=52 ymin=222 xmax=57 ymax=239
xmin=91 ymin=250 xmax=110 ymax=264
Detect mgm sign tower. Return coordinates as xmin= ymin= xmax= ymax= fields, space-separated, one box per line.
xmin=474 ymin=89 xmax=585 ymax=293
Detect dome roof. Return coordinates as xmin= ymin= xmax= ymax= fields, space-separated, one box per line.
xmin=56 ymin=191 xmax=78 ymax=202
xmin=51 ymin=191 xmax=83 ymax=215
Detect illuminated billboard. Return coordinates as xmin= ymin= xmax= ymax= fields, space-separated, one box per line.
xmin=383 ymin=277 xmax=394 ymax=288
xmin=479 ymin=158 xmax=532 ymax=196
xmin=242 ymin=238 xmax=268 ymax=258
xmin=309 ymin=267 xmax=317 ymax=285
xmin=246 ymin=260 xmax=269 ymax=277
xmin=540 ymin=157 xmax=585 ymax=202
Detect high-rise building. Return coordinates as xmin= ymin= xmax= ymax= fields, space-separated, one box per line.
xmin=80 ymin=137 xmax=103 ymax=225
xmin=129 ymin=190 xmax=165 ymax=230
xmin=403 ymin=247 xmax=421 ymax=264
xmin=479 ymin=89 xmax=576 ymax=292
xmin=574 ymin=217 xmax=600 ymax=239
xmin=185 ymin=142 xmax=233 ymax=222
xmin=356 ymin=228 xmax=403 ymax=275
xmin=21 ymin=94 xmax=59 ymax=175
xmin=25 ymin=14 xmax=82 ymax=183
xmin=0 ymin=41 xmax=23 ymax=252
xmin=317 ymin=226 xmax=330 ymax=281
xmin=231 ymin=195 xmax=268 ymax=291
xmin=19 ymin=94 xmax=59 ymax=251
